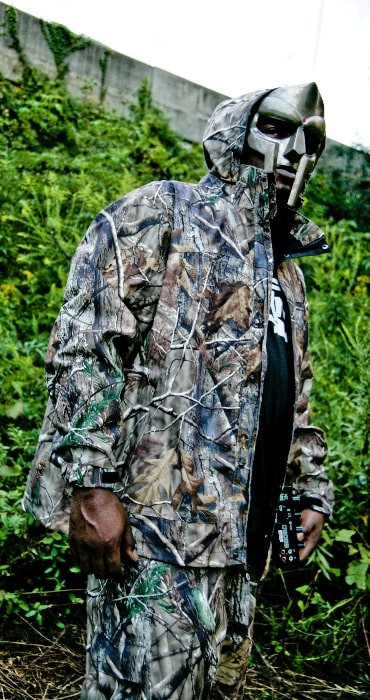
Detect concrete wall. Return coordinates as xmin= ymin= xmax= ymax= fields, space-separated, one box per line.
xmin=1 ymin=0 xmax=368 ymax=182
xmin=0 ymin=1 xmax=227 ymax=143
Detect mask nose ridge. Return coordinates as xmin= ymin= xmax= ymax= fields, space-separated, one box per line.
xmin=283 ymin=127 xmax=306 ymax=163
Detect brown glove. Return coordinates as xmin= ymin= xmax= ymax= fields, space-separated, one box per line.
xmin=69 ymin=487 xmax=138 ymax=578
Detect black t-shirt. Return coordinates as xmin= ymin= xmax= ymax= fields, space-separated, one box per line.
xmin=247 ymin=277 xmax=294 ymax=576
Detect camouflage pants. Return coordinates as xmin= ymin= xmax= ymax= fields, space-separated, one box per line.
xmin=82 ymin=560 xmax=257 ymax=700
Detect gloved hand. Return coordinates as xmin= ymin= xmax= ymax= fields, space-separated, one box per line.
xmin=298 ymin=509 xmax=326 ymax=562
xmin=69 ymin=487 xmax=138 ymax=578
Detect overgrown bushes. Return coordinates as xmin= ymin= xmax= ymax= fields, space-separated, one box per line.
xmin=254 ymin=218 xmax=369 ymax=683
xmin=0 ymin=63 xmax=368 ymax=692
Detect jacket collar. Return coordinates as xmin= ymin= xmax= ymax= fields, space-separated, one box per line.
xmin=200 ymin=166 xmax=330 ymax=260
xmin=282 ymin=216 xmax=330 ymax=259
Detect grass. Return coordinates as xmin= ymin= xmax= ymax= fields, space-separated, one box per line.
xmin=0 ymin=609 xmax=368 ymax=700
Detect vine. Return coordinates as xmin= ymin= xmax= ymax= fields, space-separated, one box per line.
xmin=40 ymin=20 xmax=91 ymax=81
xmin=4 ymin=5 xmax=27 ymax=69
xmin=99 ymin=49 xmax=111 ymax=105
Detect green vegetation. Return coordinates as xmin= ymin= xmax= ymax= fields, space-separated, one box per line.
xmin=0 ymin=17 xmax=368 ymax=693
xmin=39 ymin=20 xmax=91 ymax=81
xmin=253 ymin=158 xmax=370 ymax=688
xmin=255 ymin=217 xmax=370 ymax=679
xmin=0 ymin=66 xmax=204 ymax=627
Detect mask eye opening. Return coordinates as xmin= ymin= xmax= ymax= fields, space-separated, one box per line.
xmin=303 ymin=127 xmax=324 ymax=155
xmin=256 ymin=116 xmax=295 ymax=141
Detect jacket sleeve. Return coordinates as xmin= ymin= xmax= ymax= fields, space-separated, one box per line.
xmin=286 ymin=286 xmax=334 ymax=518
xmin=45 ymin=183 xmax=172 ymax=488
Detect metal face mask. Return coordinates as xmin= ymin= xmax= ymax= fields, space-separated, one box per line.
xmin=247 ymin=83 xmax=326 ymax=207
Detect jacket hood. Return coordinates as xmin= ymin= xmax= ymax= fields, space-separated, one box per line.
xmin=203 ymin=89 xmax=274 ymax=182
xmin=202 ymin=88 xmax=330 ymax=260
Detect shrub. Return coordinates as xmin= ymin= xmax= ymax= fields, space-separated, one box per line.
xmin=0 ymin=66 xmax=368 ymax=691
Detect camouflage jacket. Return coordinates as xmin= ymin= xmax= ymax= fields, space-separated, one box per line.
xmin=23 ymin=90 xmax=334 ymax=570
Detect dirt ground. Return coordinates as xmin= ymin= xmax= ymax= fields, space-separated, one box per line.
xmin=0 ymin=613 xmax=367 ymax=700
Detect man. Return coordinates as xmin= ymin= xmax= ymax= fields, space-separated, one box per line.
xmin=23 ymin=82 xmax=334 ymax=699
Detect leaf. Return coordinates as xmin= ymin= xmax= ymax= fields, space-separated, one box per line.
xmin=171 ymin=450 xmax=204 ymax=511
xmin=345 ymin=561 xmax=369 ymax=590
xmin=125 ymin=563 xmax=173 ymax=620
xmin=59 ymin=384 xmax=122 ymax=449
xmin=295 ymin=585 xmax=310 ymax=595
xmin=5 ymin=400 xmax=24 ymax=419
xmin=0 ymin=464 xmax=22 ymax=478
xmin=131 ymin=447 xmax=214 ymax=518
xmin=178 ymin=258 xmax=196 ymax=295
xmin=131 ymin=448 xmax=179 ymax=511
xmin=205 ymin=283 xmax=252 ymax=329
xmin=335 ymin=529 xmax=355 ymax=543
xmin=191 ymin=587 xmax=216 ymax=632
xmin=172 ymin=450 xmax=217 ymax=521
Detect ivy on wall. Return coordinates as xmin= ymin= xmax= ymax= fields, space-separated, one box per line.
xmin=4 ymin=5 xmax=26 ymax=67
xmin=99 ymin=49 xmax=111 ymax=104
xmin=40 ymin=21 xmax=91 ymax=81
xmin=3 ymin=6 xmax=95 ymax=85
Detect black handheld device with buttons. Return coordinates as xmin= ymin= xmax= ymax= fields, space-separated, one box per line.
xmin=273 ymin=485 xmax=305 ymax=568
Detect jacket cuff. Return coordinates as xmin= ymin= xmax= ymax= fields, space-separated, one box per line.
xmin=65 ymin=465 xmax=121 ymax=488
xmin=299 ymin=493 xmax=333 ymax=518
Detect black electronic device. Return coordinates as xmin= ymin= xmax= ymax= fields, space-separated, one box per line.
xmin=273 ymin=485 xmax=305 ymax=568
